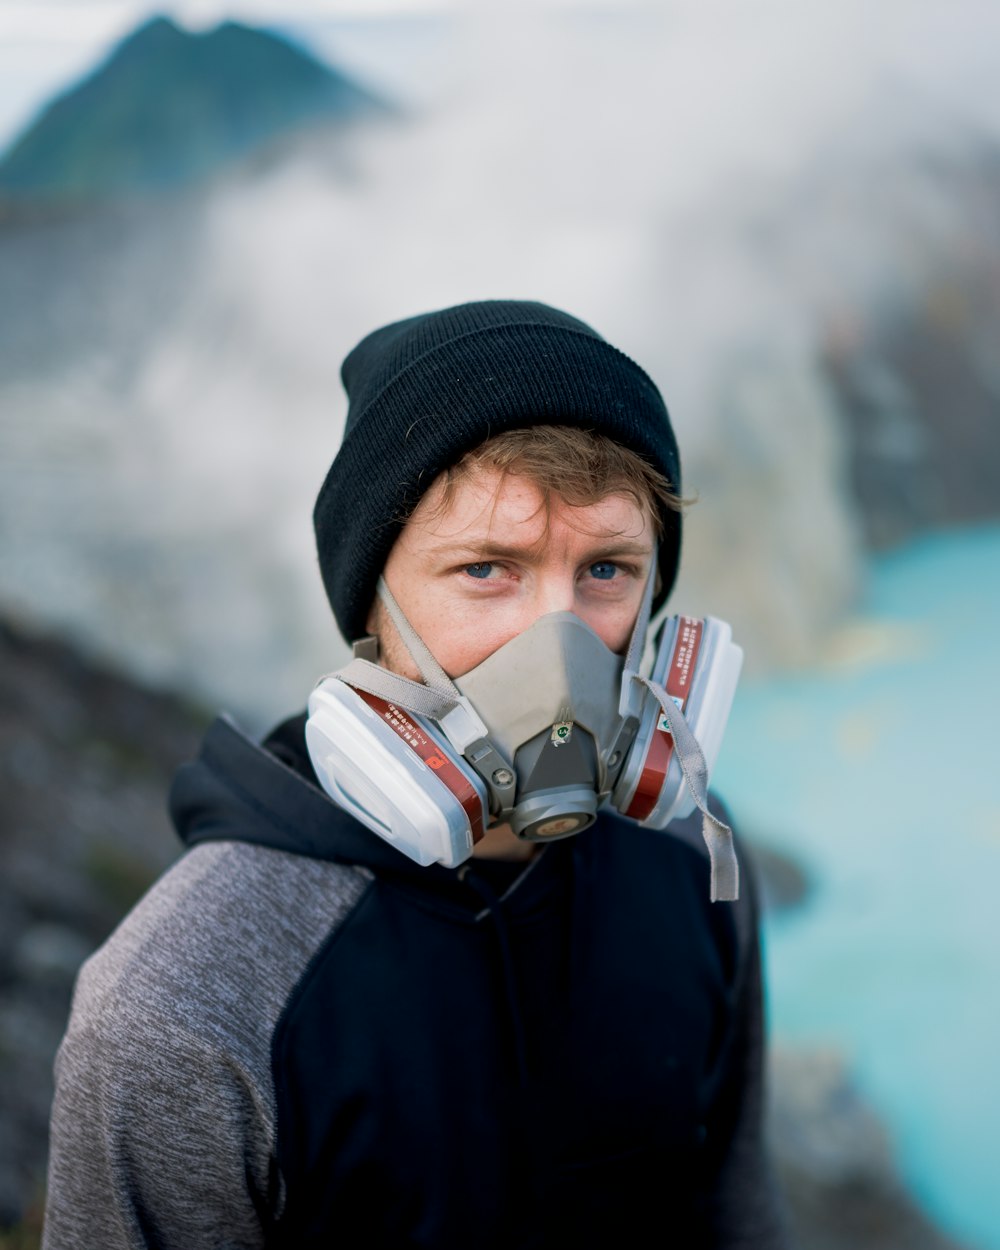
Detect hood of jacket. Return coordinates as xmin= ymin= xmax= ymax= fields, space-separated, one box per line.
xmin=170 ymin=711 xmax=441 ymax=876
xmin=168 ymin=711 xmax=567 ymax=902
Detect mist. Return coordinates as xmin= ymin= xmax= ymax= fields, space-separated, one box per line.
xmin=2 ymin=0 xmax=999 ymax=728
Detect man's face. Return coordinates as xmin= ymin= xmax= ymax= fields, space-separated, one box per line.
xmin=371 ymin=463 xmax=656 ymax=680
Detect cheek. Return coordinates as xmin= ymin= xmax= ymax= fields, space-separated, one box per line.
xmin=375 ymin=614 xmax=423 ymax=681
xmin=382 ymin=583 xmax=511 ymax=679
xmin=580 ymin=599 xmax=646 ymax=656
xmin=428 ymin=609 xmax=515 ymax=678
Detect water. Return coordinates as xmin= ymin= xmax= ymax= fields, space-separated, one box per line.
xmin=715 ymin=523 xmax=1000 ymax=1249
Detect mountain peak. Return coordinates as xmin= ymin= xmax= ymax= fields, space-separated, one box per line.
xmin=0 ymin=16 xmax=390 ymax=202
xmin=125 ymin=14 xmax=184 ymax=39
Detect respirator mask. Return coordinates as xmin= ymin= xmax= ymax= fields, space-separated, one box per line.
xmin=305 ymin=560 xmax=743 ymax=900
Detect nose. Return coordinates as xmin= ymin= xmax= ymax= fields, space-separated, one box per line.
xmin=529 ymin=572 xmax=580 ymax=621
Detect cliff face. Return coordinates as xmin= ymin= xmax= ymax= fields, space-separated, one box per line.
xmin=795 ymin=138 xmax=1000 ymax=552
xmin=0 ymin=616 xmax=201 ymax=1229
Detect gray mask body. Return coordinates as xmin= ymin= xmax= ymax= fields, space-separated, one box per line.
xmin=455 ymin=611 xmax=631 ymax=839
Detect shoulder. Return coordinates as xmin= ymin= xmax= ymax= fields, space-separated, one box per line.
xmin=47 ymin=841 xmax=373 ymax=1247
xmin=591 ymin=796 xmax=764 ymax=965
xmin=596 ymin=790 xmax=753 ymax=885
xmin=64 ymin=841 xmax=372 ymax=1077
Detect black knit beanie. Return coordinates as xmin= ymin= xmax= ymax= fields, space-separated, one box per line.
xmin=313 ymin=299 xmax=682 ymax=643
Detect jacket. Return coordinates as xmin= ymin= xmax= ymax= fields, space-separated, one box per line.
xmin=42 ymin=710 xmax=791 ymax=1249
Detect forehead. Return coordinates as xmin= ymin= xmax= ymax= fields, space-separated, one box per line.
xmin=399 ymin=463 xmax=651 ymax=553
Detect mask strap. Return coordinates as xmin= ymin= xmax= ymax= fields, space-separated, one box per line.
xmin=622 ymin=544 xmax=658 ymax=677
xmin=615 ymin=545 xmax=659 ymax=724
xmin=376 ymin=576 xmax=460 ymax=695
xmin=331 ymin=578 xmax=495 ymax=758
xmin=633 ymin=673 xmax=740 ymax=902
xmin=333 ymin=656 xmax=460 ymax=719
xmin=333 ymin=575 xmax=464 ymax=716
xmin=328 ymin=578 xmax=462 ymax=715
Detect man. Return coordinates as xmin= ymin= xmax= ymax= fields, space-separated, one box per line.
xmin=42 ymin=300 xmax=791 ymax=1248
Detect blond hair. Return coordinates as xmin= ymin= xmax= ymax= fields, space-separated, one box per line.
xmin=427 ymin=425 xmax=686 ymax=537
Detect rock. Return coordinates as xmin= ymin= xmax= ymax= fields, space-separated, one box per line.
xmin=0 ymin=613 xmax=208 ymax=1231
xmin=11 ymin=924 xmax=94 ymax=987
xmin=745 ymin=839 xmax=812 ymax=914
xmin=769 ymin=1044 xmax=895 ymax=1187
xmin=768 ymin=1045 xmax=971 ymax=1250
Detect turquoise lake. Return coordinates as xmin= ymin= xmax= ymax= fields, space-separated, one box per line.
xmin=714 ymin=523 xmax=1000 ymax=1250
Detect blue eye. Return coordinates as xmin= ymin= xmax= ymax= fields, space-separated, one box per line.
xmin=465 ymin=562 xmax=494 ymax=579
xmin=589 ymin=562 xmax=617 ymax=581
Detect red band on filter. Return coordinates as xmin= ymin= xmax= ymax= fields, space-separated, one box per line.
xmin=667 ymin=617 xmax=703 ymax=702
xmin=353 ymin=689 xmax=485 ymax=845
xmin=624 ymin=728 xmax=674 ymax=822
xmin=625 ymin=617 xmax=704 ymax=822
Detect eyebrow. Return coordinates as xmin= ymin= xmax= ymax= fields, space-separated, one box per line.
xmin=425 ymin=538 xmax=654 ymax=564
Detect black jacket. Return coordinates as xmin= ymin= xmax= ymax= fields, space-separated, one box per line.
xmin=43 ymin=712 xmax=790 ymax=1250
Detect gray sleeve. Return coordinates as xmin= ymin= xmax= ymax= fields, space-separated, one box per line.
xmin=43 ymin=1006 xmax=275 ymax=1250
xmin=41 ymin=841 xmax=370 ymax=1250
xmin=705 ymin=852 xmax=798 ymax=1249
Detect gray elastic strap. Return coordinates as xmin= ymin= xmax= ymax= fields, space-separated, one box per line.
xmin=376 ymin=576 xmax=460 ymax=697
xmin=342 ymin=579 xmax=494 ymax=757
xmin=622 ymin=545 xmax=658 ymax=678
xmin=634 ymin=674 xmax=739 ymax=902
xmin=335 ymin=657 xmax=461 ymax=720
